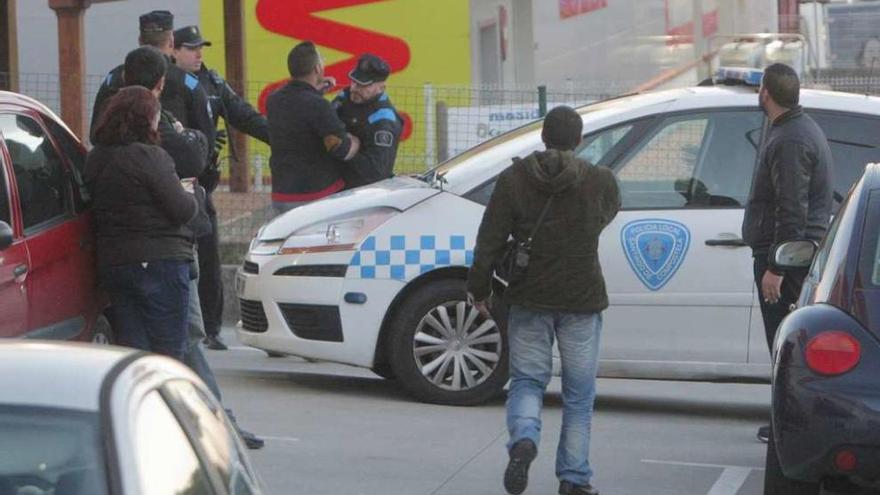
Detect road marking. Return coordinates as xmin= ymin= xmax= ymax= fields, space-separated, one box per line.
xmin=641 ymin=460 xmax=762 ymax=495
xmin=261 ymin=435 xmax=301 ymax=443
xmin=227 ymin=345 xmax=263 ymax=352
xmin=641 ymin=459 xmax=763 ymax=471
xmin=706 ymin=467 xmax=752 ymax=495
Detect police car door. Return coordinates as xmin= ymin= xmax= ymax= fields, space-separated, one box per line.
xmin=583 ymin=109 xmax=763 ymax=368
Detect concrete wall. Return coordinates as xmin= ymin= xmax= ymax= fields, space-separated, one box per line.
xmin=16 ymin=0 xmax=198 ymax=114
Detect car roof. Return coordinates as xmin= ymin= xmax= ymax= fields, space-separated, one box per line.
xmin=0 ymin=90 xmax=80 ymax=140
xmin=438 ymin=85 xmax=880 ymax=195
xmin=0 ymin=342 xmax=139 ymax=412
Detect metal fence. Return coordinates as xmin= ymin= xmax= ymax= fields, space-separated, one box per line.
xmin=7 ymin=70 xmax=880 ymax=259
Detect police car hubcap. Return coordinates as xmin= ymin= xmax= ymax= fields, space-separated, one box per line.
xmin=413 ymin=300 xmax=502 ymax=392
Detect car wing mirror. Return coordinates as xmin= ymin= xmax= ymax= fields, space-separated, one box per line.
xmin=773 ymin=240 xmax=818 ymax=269
xmin=0 ymin=221 xmax=12 ymax=250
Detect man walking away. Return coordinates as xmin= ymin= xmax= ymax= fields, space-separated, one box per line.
xmin=467 ymin=106 xmax=620 ymax=495
xmin=332 ymin=53 xmax=403 ymax=189
xmin=742 ymin=63 xmax=833 ymax=443
xmin=266 ymin=41 xmax=360 ymax=216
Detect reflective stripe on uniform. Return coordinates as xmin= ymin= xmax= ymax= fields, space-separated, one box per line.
xmin=368 ymin=108 xmax=396 ymax=124
xmin=185 ymin=73 xmax=199 ymax=90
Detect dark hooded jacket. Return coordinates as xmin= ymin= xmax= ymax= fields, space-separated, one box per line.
xmin=467 ymin=149 xmax=621 ymax=312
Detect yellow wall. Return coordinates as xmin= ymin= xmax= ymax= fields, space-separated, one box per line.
xmin=200 ymin=0 xmax=472 ymax=173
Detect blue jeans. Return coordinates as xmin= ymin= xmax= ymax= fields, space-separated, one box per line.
xmin=506 ymin=305 xmax=602 ymax=486
xmin=182 ymin=263 xmax=223 ymax=402
xmin=102 ymin=260 xmax=191 ymax=360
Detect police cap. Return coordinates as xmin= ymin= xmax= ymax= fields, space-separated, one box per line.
xmin=139 ymin=10 xmax=173 ymax=33
xmin=174 ymin=25 xmax=212 ymax=49
xmin=349 ymin=54 xmax=390 ymax=85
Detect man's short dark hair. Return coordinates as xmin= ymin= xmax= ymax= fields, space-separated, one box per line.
xmin=762 ymin=63 xmax=800 ymax=108
xmin=139 ymin=30 xmax=173 ymax=50
xmin=123 ymin=46 xmax=167 ymax=89
xmin=542 ymin=106 xmax=583 ymax=151
xmin=288 ymin=41 xmax=320 ymax=78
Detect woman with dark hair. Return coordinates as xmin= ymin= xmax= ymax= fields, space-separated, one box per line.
xmin=85 ymin=86 xmax=198 ymax=360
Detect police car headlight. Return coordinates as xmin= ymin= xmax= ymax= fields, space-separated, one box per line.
xmin=278 ymin=207 xmax=398 ymax=255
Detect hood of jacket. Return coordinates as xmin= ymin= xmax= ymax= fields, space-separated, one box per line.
xmin=519 ymin=149 xmax=585 ymax=194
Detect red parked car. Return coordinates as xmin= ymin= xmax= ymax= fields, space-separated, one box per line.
xmin=0 ymin=91 xmax=110 ymax=342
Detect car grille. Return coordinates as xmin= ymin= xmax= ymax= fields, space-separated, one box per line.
xmin=273 ymin=265 xmax=348 ymax=277
xmin=239 ymin=299 xmax=268 ymax=333
xmin=242 ymin=261 xmax=259 ymax=274
xmin=278 ymin=303 xmax=343 ymax=342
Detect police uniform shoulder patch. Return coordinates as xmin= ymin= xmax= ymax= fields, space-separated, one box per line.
xmin=375 ymin=130 xmax=394 ymax=147
xmin=184 ymin=73 xmax=200 ymax=91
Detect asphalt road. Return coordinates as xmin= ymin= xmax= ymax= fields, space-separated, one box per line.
xmin=208 ymin=329 xmax=770 ymax=495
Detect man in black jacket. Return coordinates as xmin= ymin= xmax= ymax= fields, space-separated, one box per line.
xmin=120 ymin=46 xmax=264 ymax=450
xmin=742 ymin=63 xmax=833 ymax=443
xmin=468 ymin=106 xmax=620 ymax=495
xmin=332 ymin=54 xmax=403 ymax=189
xmin=173 ymin=24 xmax=270 ymax=351
xmin=267 ymin=41 xmax=361 ymax=215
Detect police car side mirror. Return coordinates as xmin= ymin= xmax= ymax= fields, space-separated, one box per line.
xmin=773 ymin=240 xmax=818 ymax=269
xmin=0 ymin=221 xmax=12 ymax=250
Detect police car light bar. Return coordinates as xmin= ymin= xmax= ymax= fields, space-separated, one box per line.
xmin=714 ymin=67 xmax=763 ymax=87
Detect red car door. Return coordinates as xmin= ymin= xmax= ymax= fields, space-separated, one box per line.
xmin=0 ymin=149 xmax=28 ymax=337
xmin=0 ymin=111 xmax=94 ymax=339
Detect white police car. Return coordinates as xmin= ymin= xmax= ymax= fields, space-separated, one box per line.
xmin=237 ymin=70 xmax=880 ymax=405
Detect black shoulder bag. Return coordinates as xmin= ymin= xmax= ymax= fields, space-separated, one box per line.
xmin=492 ymin=194 xmax=555 ymax=291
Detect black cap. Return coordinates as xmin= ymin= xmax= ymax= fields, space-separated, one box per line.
xmin=174 ymin=25 xmax=212 ymax=49
xmin=349 ymin=54 xmax=390 ymax=85
xmin=542 ymin=106 xmax=583 ymax=151
xmin=139 ymin=10 xmax=173 ymax=33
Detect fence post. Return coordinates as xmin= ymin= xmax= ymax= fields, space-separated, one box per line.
xmin=436 ymin=101 xmax=448 ymax=163
xmin=424 ymin=82 xmax=436 ymax=171
xmin=538 ymin=85 xmax=547 ymax=117
xmin=253 ymin=154 xmax=263 ymax=192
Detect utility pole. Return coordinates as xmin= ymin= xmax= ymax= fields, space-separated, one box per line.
xmin=48 ymin=0 xmax=91 ymax=139
xmin=224 ymin=0 xmax=250 ymax=192
xmin=693 ymin=0 xmax=706 ymax=80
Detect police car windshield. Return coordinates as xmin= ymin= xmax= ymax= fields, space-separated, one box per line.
xmin=423 ymin=93 xmax=640 ymax=184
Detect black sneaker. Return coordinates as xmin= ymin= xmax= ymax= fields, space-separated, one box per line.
xmin=204 ymin=335 xmax=228 ymax=351
xmin=238 ymin=428 xmax=265 ymax=450
xmin=757 ymin=425 xmax=770 ymax=443
xmin=559 ymin=481 xmax=599 ymax=495
xmin=504 ymin=439 xmax=537 ymax=495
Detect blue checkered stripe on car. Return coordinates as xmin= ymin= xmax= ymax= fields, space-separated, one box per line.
xmin=349 ymin=235 xmax=474 ymax=281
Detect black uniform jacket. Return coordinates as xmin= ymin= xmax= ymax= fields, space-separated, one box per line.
xmin=333 ymin=89 xmax=403 ymax=189
xmin=197 ymin=64 xmax=269 ymax=144
xmin=91 ymin=57 xmax=215 ymax=147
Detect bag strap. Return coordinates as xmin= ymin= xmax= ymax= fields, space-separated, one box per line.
xmin=524 ymin=195 xmax=555 ymax=246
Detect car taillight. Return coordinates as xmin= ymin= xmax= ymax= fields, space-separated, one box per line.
xmin=804 ymin=331 xmax=861 ymax=376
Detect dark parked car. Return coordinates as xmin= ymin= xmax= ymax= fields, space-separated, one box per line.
xmin=764 ymin=163 xmax=880 ymax=494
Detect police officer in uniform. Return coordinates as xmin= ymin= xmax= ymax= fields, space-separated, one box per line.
xmin=172 ymin=25 xmax=270 ymax=351
xmin=332 ymin=54 xmax=403 ymax=189
xmin=90 ymin=10 xmax=215 ymax=150
xmin=173 ymin=25 xmax=269 ymax=145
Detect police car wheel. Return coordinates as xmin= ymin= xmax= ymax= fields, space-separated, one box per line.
xmin=763 ymin=432 xmax=820 ymax=495
xmin=387 ymin=278 xmax=508 ymax=406
xmin=90 ymin=315 xmax=114 ymax=345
